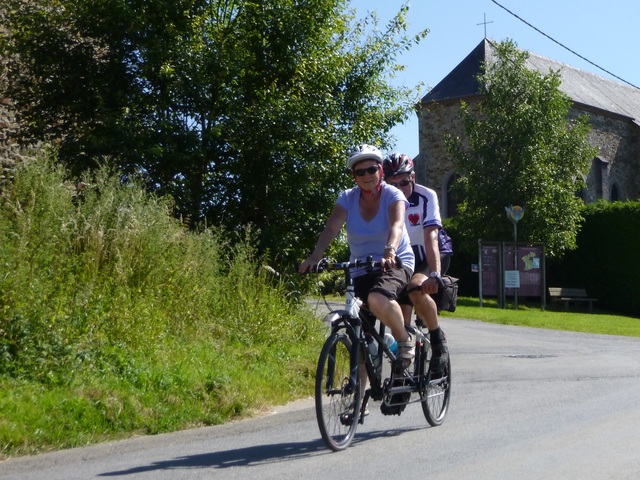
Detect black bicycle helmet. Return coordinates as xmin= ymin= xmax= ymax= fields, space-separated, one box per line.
xmin=383 ymin=153 xmax=414 ymax=178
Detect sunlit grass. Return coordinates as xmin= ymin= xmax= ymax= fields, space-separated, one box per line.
xmin=0 ymin=154 xmax=325 ymax=457
xmin=441 ymin=297 xmax=640 ymax=337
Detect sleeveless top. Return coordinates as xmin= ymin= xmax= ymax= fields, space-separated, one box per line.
xmin=337 ymin=183 xmax=415 ymax=277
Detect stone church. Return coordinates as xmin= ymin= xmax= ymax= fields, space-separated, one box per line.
xmin=414 ymin=38 xmax=640 ymax=218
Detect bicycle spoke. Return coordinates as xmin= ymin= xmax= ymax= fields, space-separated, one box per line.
xmin=421 ymin=345 xmax=451 ymax=426
xmin=315 ymin=333 xmax=360 ymax=451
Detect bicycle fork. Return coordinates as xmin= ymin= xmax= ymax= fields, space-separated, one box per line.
xmin=347 ymin=317 xmax=362 ymax=395
xmin=324 ymin=315 xmax=361 ymax=397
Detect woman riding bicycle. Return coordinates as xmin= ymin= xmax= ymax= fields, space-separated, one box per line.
xmin=298 ymin=144 xmax=415 ymax=364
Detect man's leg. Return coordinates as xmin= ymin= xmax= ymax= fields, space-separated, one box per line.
xmin=407 ymin=273 xmax=449 ymax=374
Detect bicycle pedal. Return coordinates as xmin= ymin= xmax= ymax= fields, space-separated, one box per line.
xmin=380 ymin=392 xmax=410 ymax=416
xmin=340 ymin=412 xmax=355 ymax=426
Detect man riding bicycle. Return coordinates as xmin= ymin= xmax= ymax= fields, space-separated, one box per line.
xmin=382 ymin=152 xmax=449 ymax=375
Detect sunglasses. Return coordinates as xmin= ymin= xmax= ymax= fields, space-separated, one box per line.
xmin=353 ymin=166 xmax=380 ymax=177
xmin=387 ymin=179 xmax=412 ymax=188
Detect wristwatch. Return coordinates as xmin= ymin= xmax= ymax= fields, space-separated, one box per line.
xmin=384 ymin=243 xmax=395 ymax=251
xmin=428 ymin=271 xmax=441 ymax=278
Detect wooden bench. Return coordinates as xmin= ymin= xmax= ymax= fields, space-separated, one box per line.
xmin=548 ymin=287 xmax=598 ymax=312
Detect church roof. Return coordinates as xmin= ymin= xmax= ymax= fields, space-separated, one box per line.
xmin=422 ymin=39 xmax=640 ymax=125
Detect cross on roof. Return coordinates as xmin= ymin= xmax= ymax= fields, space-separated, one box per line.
xmin=477 ymin=13 xmax=494 ymax=38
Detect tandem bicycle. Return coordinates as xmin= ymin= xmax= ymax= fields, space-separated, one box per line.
xmin=310 ymin=257 xmax=451 ymax=451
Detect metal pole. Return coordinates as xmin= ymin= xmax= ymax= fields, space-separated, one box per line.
xmin=514 ymin=223 xmax=518 ymax=310
xmin=478 ymin=239 xmax=483 ymax=307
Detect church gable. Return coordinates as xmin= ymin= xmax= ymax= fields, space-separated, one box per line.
xmin=417 ymin=39 xmax=640 ymax=217
xmin=422 ymin=39 xmax=640 ymax=122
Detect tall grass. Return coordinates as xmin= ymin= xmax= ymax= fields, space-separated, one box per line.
xmin=0 ymin=152 xmax=324 ymax=456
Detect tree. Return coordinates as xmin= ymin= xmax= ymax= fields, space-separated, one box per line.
xmin=0 ymin=0 xmax=426 ymax=264
xmin=446 ymin=40 xmax=596 ymax=258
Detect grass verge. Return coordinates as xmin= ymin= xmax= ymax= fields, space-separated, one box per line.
xmin=441 ymin=297 xmax=640 ymax=337
xmin=0 ymin=319 xmax=324 ymax=458
xmin=0 ymin=154 xmax=325 ymax=458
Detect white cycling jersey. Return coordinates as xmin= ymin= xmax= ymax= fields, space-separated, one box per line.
xmin=404 ymin=183 xmax=442 ymax=266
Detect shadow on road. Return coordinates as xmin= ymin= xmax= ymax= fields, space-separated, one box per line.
xmin=98 ymin=439 xmax=328 ymax=476
xmin=98 ymin=427 xmax=424 ymax=476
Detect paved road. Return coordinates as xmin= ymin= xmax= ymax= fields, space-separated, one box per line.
xmin=2 ymin=317 xmax=640 ymax=480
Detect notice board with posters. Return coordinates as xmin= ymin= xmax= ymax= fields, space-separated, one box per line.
xmin=479 ymin=242 xmax=545 ymax=308
xmin=480 ymin=242 xmax=501 ymax=297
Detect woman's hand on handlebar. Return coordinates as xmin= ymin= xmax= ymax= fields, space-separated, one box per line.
xmin=381 ymin=251 xmax=397 ymax=271
xmin=382 ymin=250 xmax=403 ymax=271
xmin=298 ymin=256 xmax=321 ymax=274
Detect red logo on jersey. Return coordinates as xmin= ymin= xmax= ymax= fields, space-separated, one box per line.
xmin=408 ymin=213 xmax=420 ymax=226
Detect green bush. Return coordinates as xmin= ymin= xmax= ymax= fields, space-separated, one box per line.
xmin=0 ymin=151 xmax=325 ymax=455
xmin=442 ymin=217 xmax=478 ymax=297
xmin=548 ymin=201 xmax=640 ymax=317
xmin=443 ymin=202 xmax=640 ymax=317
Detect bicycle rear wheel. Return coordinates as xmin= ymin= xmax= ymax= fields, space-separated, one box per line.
xmin=420 ymin=345 xmax=451 ymax=426
xmin=315 ymin=332 xmax=361 ymax=451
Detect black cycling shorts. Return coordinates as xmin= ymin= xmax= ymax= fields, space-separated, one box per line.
xmin=353 ymin=266 xmax=412 ymax=304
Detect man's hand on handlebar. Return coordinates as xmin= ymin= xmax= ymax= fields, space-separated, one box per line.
xmin=421 ymin=273 xmax=445 ymax=295
xmin=421 ymin=276 xmax=439 ymax=295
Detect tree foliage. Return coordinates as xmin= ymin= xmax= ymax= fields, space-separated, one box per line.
xmin=446 ymin=40 xmax=596 ymax=258
xmin=0 ymin=0 xmax=427 ymax=264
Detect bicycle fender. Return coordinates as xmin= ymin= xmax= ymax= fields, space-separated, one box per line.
xmin=322 ymin=310 xmax=350 ymax=328
xmin=323 ymin=310 xmax=351 ymax=326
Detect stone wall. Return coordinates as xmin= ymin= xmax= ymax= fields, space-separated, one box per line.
xmin=416 ymin=98 xmax=478 ymax=217
xmin=416 ymin=98 xmax=640 ymax=217
xmin=579 ymin=109 xmax=640 ymax=202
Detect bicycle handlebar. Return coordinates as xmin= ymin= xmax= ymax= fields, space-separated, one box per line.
xmin=312 ymin=255 xmax=403 ymax=273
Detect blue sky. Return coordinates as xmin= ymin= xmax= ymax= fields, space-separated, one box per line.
xmin=349 ymin=0 xmax=640 ymax=158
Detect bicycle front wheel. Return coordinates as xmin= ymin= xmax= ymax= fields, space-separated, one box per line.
xmin=315 ymin=332 xmax=361 ymax=451
xmin=420 ymin=345 xmax=451 ymax=426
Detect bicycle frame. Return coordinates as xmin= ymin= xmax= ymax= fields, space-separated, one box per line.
xmin=319 ymin=258 xmax=418 ymax=406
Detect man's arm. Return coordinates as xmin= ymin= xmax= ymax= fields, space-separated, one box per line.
xmin=424 ymin=225 xmax=441 ymax=274
xmin=421 ymin=225 xmax=441 ymax=294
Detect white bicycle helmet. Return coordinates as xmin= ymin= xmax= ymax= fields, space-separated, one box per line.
xmin=347 ymin=144 xmax=384 ymax=170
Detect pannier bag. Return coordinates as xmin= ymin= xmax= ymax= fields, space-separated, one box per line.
xmin=432 ymin=275 xmax=459 ymax=313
